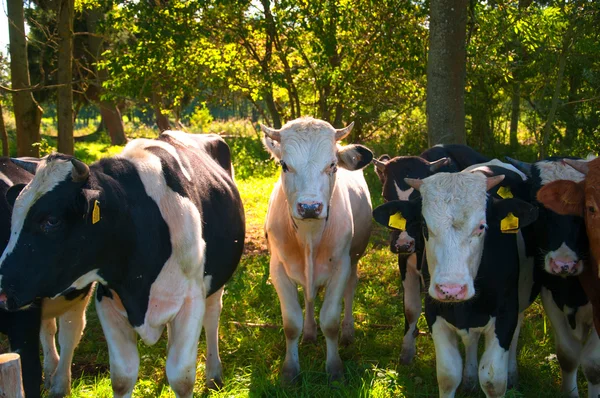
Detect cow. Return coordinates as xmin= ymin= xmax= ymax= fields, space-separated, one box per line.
xmin=0 ymin=157 xmax=93 ymax=398
xmin=373 ymin=165 xmax=538 ymax=397
xmin=507 ymin=156 xmax=600 ymax=397
xmin=0 ymin=131 xmax=245 ymax=398
xmin=261 ymin=117 xmax=373 ymax=383
xmin=537 ymin=157 xmax=600 ymax=396
xmin=372 ymin=144 xmax=490 ymax=364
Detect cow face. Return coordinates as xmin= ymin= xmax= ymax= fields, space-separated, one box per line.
xmin=538 ymin=158 xmax=600 ymax=276
xmin=372 ymin=199 xmax=422 ymax=254
xmin=0 ymin=155 xmax=104 ymax=310
xmin=262 ymin=117 xmax=372 ymax=220
xmin=372 ymin=155 xmax=449 ymax=254
xmin=388 ymin=172 xmax=536 ymax=303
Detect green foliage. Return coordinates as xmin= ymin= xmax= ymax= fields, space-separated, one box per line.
xmin=225 ymin=136 xmax=279 ymax=180
xmin=188 ymin=105 xmax=214 ymax=133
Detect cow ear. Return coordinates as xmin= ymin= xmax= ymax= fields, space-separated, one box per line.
xmin=491 ymin=198 xmax=539 ymax=232
xmin=6 ymin=184 xmax=27 ymax=207
xmin=373 ymin=200 xmax=420 ymax=230
xmin=261 ymin=134 xmax=281 ymax=160
xmin=373 ymin=155 xmax=389 ymax=183
xmin=338 ymin=144 xmax=373 ymax=171
xmin=537 ymin=180 xmax=584 ymax=217
xmin=81 ymin=189 xmax=102 ymax=224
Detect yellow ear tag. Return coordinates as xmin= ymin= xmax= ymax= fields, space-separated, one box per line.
xmin=497 ymin=186 xmax=513 ymax=199
xmin=501 ymin=212 xmax=519 ymax=233
xmin=389 ymin=212 xmax=407 ymax=230
xmin=92 ymin=200 xmax=101 ymax=224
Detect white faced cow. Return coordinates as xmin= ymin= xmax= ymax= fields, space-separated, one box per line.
xmin=262 ymin=117 xmax=372 ymax=383
xmin=0 ymin=132 xmax=245 ymax=398
xmin=374 ymin=168 xmax=538 ymax=397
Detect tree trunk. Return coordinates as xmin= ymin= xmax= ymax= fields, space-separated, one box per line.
xmin=7 ymin=0 xmax=42 ymax=157
xmin=57 ymin=0 xmax=74 ymax=155
xmin=563 ymin=68 xmax=580 ymax=149
xmin=152 ymin=92 xmax=171 ymax=132
xmin=540 ymin=22 xmax=573 ymax=159
xmin=0 ymin=102 xmax=8 ymax=156
xmin=509 ymin=82 xmax=520 ymax=149
xmin=426 ymin=0 xmax=468 ymax=146
xmin=86 ymin=8 xmax=127 ymax=145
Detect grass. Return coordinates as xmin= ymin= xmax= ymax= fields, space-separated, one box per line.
xmin=0 ymin=123 xmax=589 ymax=397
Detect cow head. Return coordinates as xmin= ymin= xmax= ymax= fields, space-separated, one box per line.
xmin=0 ymin=154 xmax=106 ymax=310
xmin=372 ymin=155 xmax=450 ymax=254
xmin=376 ymin=172 xmax=537 ymax=302
xmin=262 ymin=117 xmax=372 ymax=220
xmin=508 ymin=157 xmax=588 ymax=276
xmin=538 ymin=158 xmax=600 ymax=276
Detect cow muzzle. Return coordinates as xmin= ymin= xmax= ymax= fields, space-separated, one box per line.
xmin=392 ymin=231 xmax=415 ymax=254
xmin=548 ymin=257 xmax=582 ymax=276
xmin=296 ymin=201 xmax=324 ymax=219
xmin=434 ymin=283 xmax=469 ymax=302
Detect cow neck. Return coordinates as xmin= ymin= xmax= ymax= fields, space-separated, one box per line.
xmin=88 ymin=159 xmax=172 ymax=328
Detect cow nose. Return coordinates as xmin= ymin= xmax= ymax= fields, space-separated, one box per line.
xmin=435 ymin=284 xmax=468 ymax=301
xmin=296 ymin=202 xmax=324 ymax=219
xmin=550 ymin=258 xmax=579 ymax=275
xmin=395 ymin=239 xmax=415 ymax=253
xmin=0 ymin=292 xmax=8 ymax=311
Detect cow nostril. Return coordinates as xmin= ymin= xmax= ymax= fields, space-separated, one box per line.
xmin=297 ymin=202 xmax=324 ymax=218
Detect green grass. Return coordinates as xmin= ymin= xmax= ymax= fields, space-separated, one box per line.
xmin=0 ymin=126 xmax=589 ymax=397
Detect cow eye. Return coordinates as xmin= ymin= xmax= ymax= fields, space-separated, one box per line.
xmin=330 ymin=162 xmax=338 ymax=174
xmin=280 ymin=160 xmax=289 ymax=173
xmin=41 ymin=216 xmax=61 ymax=233
xmin=474 ymin=222 xmax=487 ymax=236
xmin=589 ymin=206 xmax=596 ymax=214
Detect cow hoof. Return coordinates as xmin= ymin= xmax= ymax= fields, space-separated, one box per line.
xmin=399 ymin=346 xmax=416 ymax=365
xmin=327 ymin=359 xmax=344 ymax=384
xmin=340 ymin=330 xmax=355 ymax=347
xmin=302 ymin=332 xmax=317 ymax=345
xmin=460 ymin=376 xmax=479 ymax=393
xmin=281 ymin=362 xmax=300 ymax=385
xmin=507 ymin=371 xmax=518 ymax=390
xmin=206 ymin=377 xmax=223 ymax=390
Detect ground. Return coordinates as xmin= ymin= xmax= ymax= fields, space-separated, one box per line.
xmin=0 ymin=131 xmax=588 ymax=397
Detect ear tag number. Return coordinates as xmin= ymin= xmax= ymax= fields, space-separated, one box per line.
xmin=389 ymin=212 xmax=407 ymax=230
xmin=92 ymin=200 xmax=101 ymax=224
xmin=501 ymin=212 xmax=519 ymax=233
xmin=497 ymin=186 xmax=513 ymax=199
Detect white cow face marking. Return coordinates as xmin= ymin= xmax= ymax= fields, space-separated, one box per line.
xmin=262 ymin=117 xmax=369 ymax=221
xmin=419 ymin=173 xmax=490 ymax=302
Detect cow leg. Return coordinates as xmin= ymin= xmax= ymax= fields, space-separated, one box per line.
xmin=8 ymin=309 xmax=42 ymax=398
xmin=320 ymin=255 xmax=351 ymax=383
xmin=507 ymin=312 xmax=524 ymax=389
xmin=460 ymin=329 xmax=480 ymax=392
xmin=271 ymin=258 xmax=302 ymax=383
xmin=49 ymin=297 xmax=88 ymax=397
xmin=478 ymin=320 xmax=509 ymax=398
xmin=400 ymin=253 xmax=421 ymax=364
xmin=302 ymin=289 xmax=317 ymax=344
xmin=340 ymin=258 xmax=358 ymax=347
xmin=541 ymin=288 xmax=580 ymax=397
xmin=431 ymin=317 xmax=462 ymax=397
xmin=96 ymin=296 xmax=139 ymax=398
xmin=40 ymin=318 xmax=59 ymax=390
xmin=581 ymin=327 xmax=600 ymax=397
xmin=166 ymin=295 xmax=204 ymax=398
xmin=203 ymin=287 xmax=223 ymax=389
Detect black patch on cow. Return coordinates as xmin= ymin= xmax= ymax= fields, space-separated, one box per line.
xmin=145 ymin=146 xmax=188 ymax=198
xmin=420 ymin=144 xmax=489 ymax=170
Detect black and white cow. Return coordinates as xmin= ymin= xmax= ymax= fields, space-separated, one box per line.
xmin=0 ymin=157 xmax=93 ymax=398
xmin=0 ymin=132 xmax=245 ymax=398
xmin=372 ymin=144 xmax=489 ymax=364
xmin=374 ymin=165 xmax=538 ymax=397
xmin=507 ymin=156 xmax=600 ymax=397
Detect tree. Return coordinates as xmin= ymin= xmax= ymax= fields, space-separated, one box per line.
xmin=7 ymin=0 xmax=43 ymax=157
xmin=426 ymin=0 xmax=468 ymax=146
xmin=57 ymin=0 xmax=75 ymax=154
